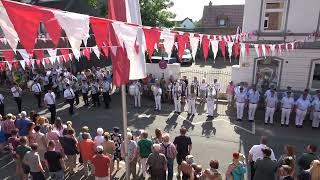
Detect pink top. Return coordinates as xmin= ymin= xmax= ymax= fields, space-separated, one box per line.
xmin=46 ymin=130 xmax=63 ymax=152
xmin=226 ymin=85 xmax=235 ymax=95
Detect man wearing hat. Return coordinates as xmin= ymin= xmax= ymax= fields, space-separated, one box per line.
xmin=92 ymin=145 xmax=111 ymax=180
xmin=265 ymin=90 xmax=278 ymax=125
xmin=280 ymin=91 xmax=295 ymax=126
xmin=311 ymin=90 xmax=320 ymax=128
xmin=294 ymin=93 xmax=311 ymax=128
xmin=283 ymin=86 xmax=294 ymax=98
xmin=64 ymin=84 xmax=75 ymax=115
xmin=253 ymin=147 xmax=278 ymax=180
xmin=81 ymin=79 xmax=90 ymax=106
xmin=247 ymin=86 xmax=260 ymax=122
xmin=235 ymin=87 xmax=247 ymax=121
xmin=153 ymin=82 xmax=162 ymax=112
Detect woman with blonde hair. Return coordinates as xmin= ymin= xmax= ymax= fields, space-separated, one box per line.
xmin=102 ymin=132 xmax=116 ymax=173
xmin=309 ymin=160 xmax=320 ymax=180
xmin=46 ymin=124 xmax=62 ymax=152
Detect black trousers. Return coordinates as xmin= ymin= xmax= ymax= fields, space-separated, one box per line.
xmin=92 ymin=93 xmax=100 ymax=106
xmin=66 ymin=98 xmax=74 ymax=114
xmin=250 ymin=161 xmax=255 ymax=180
xmin=74 ymin=91 xmax=80 ymax=105
xmin=0 ymin=103 xmax=4 ymax=117
xmin=48 ymin=104 xmax=56 ymax=124
xmin=34 ymin=93 xmax=42 ymax=108
xmin=53 ymin=87 xmax=60 ymax=99
xmin=82 ymin=92 xmax=89 ymax=105
xmin=14 ymin=97 xmax=22 ymax=113
xmin=103 ymin=92 xmax=110 ymax=108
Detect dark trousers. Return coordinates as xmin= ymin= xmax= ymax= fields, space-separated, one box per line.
xmin=34 ymin=93 xmax=42 ymax=108
xmin=250 ymin=161 xmax=255 ymax=180
xmin=103 ymin=92 xmax=110 ymax=108
xmin=14 ymin=97 xmax=22 ymax=113
xmin=54 ymin=87 xmax=60 ymax=99
xmin=74 ymin=91 xmax=80 ymax=105
xmin=0 ymin=103 xmax=4 ymax=117
xmin=30 ymin=171 xmax=45 ymax=180
xmin=67 ymin=98 xmax=74 ymax=114
xmin=48 ymin=104 xmax=56 ymax=124
xmin=92 ymin=93 xmax=100 ymax=107
xmin=82 ymin=92 xmax=89 ymax=105
xmin=150 ymin=170 xmax=166 ymax=180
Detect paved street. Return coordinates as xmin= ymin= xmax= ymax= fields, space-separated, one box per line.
xmin=0 ymin=85 xmax=319 ymax=180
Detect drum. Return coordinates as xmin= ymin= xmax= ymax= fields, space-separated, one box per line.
xmin=129 ymin=85 xmax=136 ymax=96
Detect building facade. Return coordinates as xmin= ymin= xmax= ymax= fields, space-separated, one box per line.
xmin=232 ymin=0 xmax=320 ymax=91
xmin=174 ymin=17 xmax=195 ymax=32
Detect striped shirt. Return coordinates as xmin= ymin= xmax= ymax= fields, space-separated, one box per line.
xmin=160 ymin=142 xmax=177 ymax=159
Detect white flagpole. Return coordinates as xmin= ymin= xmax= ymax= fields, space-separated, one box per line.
xmin=121 ymin=84 xmax=130 ymax=180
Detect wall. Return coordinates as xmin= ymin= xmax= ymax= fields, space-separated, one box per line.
xmin=231 ymin=49 xmax=320 ymax=91
xmin=181 ymin=19 xmax=195 ymax=30
xmin=242 ymin=0 xmax=261 ymax=33
xmin=146 ymin=63 xmax=180 ymax=80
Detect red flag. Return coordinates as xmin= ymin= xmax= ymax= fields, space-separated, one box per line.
xmin=258 ymin=44 xmax=263 ymax=57
xmin=2 ymin=50 xmax=15 ymax=63
xmin=202 ymin=35 xmax=210 ymax=61
xmin=143 ymin=28 xmax=161 ymax=61
xmin=102 ymin=47 xmax=109 ymax=57
xmin=0 ymin=62 xmax=5 ymax=71
xmin=34 ymin=49 xmax=44 ymax=60
xmin=108 ymin=0 xmax=127 ymax=22
xmin=90 ymin=17 xmax=111 ymax=49
xmin=36 ymin=59 xmax=42 ymax=65
xmin=265 ymin=44 xmax=271 ymax=56
xmin=245 ymin=43 xmax=250 ymax=56
xmin=234 ymin=43 xmax=240 ymax=58
xmin=45 ymin=58 xmax=51 ymax=65
xmin=60 ymin=49 xmax=69 ymax=56
xmin=83 ymin=48 xmax=91 ymax=60
xmin=219 ymin=41 xmax=226 ymax=59
xmin=177 ymin=33 xmax=189 ymax=61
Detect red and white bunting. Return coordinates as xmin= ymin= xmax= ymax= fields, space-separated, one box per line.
xmin=0 ymin=1 xmax=19 ymax=50
xmin=227 ymin=42 xmax=234 ymax=62
xmin=161 ymin=28 xmax=175 ymax=59
xmin=211 ymin=40 xmax=219 ymax=62
xmin=143 ymin=28 xmax=161 ymax=61
xmin=92 ymin=46 xmax=101 ymax=59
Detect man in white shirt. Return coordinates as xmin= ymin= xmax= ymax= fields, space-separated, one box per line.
xmin=64 ymin=84 xmax=75 ymax=115
xmin=81 ymin=80 xmax=90 ymax=106
xmin=132 ymin=80 xmax=141 ymax=108
xmin=280 ymin=91 xmax=295 ymax=127
xmin=248 ymin=136 xmax=276 ymax=180
xmin=11 ymin=83 xmax=22 ymax=113
xmin=265 ymin=90 xmax=278 ymax=125
xmin=207 ymin=86 xmax=216 ymax=118
xmin=0 ymin=93 xmax=4 ymax=116
xmin=295 ymin=93 xmax=311 ymax=128
xmin=199 ymin=79 xmax=208 ymax=103
xmin=235 ymin=87 xmax=246 ymax=121
xmin=102 ymin=78 xmax=112 ymax=109
xmin=91 ymin=79 xmax=100 ymax=107
xmin=172 ymin=81 xmax=182 ymax=114
xmin=153 ymin=83 xmax=162 ymax=111
xmin=247 ymin=86 xmax=260 ymax=122
xmin=311 ymin=90 xmax=320 ymax=128
xmin=213 ymin=79 xmax=220 ymax=99
xmin=44 ymin=87 xmax=56 ymax=124
xmin=31 ymin=80 xmax=42 ymax=108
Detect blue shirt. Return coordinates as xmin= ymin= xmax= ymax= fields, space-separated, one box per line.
xmin=15 ymin=118 xmax=31 ymax=136
xmin=248 ymin=91 xmax=260 ymax=104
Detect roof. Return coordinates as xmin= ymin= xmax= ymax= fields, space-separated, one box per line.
xmin=200 ymin=4 xmax=244 ymax=29
xmin=175 ymin=17 xmax=193 ymax=24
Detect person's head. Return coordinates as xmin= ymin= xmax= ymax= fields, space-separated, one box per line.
xmin=286 ymin=91 xmax=292 ymax=97
xmin=82 ymin=132 xmax=89 ymax=140
xmin=37 ymin=117 xmax=47 ymax=125
xmin=66 ymin=121 xmax=72 ymax=127
xmin=67 ymin=129 xmax=75 ymax=136
xmin=186 ymin=155 xmax=194 ymax=164
xmin=307 ymin=144 xmax=317 ymax=153
xmin=262 ymin=147 xmax=272 ymax=158
xmin=30 ymin=143 xmax=38 ymax=151
xmin=21 ymin=111 xmax=27 ymax=118
xmin=97 ymin=128 xmax=104 ymax=136
xmin=194 ymin=77 xmax=197 ymax=81
xmin=48 ymin=124 xmax=53 ymax=131
xmin=282 ymin=156 xmax=294 ymax=167
xmin=162 ymin=133 xmax=170 ymax=143
xmin=6 ymin=113 xmax=13 ymax=120
xmin=214 ymin=79 xmax=217 ymax=83
xmin=252 ymin=86 xmax=256 ymax=91
xmin=81 ymin=126 xmax=89 ymax=133
xmin=11 ymin=128 xmax=19 ymax=136
xmin=20 ymin=136 xmax=28 ymax=145
xmin=317 ymin=90 xmax=320 ymax=97
xmin=152 ymin=144 xmax=161 ymax=153
xmin=104 ymin=132 xmax=110 ymax=141
xmin=113 ymin=127 xmax=120 ymax=134
xmin=141 ymin=131 xmax=148 ymax=139
xmin=280 ymin=165 xmax=292 ymax=176
xmin=66 ymin=84 xmax=70 ymax=89
xmin=229 ymin=81 xmax=233 ymax=85
xmin=287 ymin=86 xmax=292 ymax=91
xmin=55 ymin=117 xmax=63 ymax=128
xmin=284 ymin=145 xmax=294 ymax=157
xmin=155 ymin=128 xmax=162 ymax=139
xmin=180 ymin=127 xmax=187 ymax=136
xmin=202 ymin=78 xmax=206 ymax=83
xmin=209 ymin=160 xmax=219 ymax=169
xmin=48 ymin=87 xmax=52 ymax=93
xmin=309 ymin=160 xmax=320 ymax=179
xmin=27 ymin=122 xmax=35 ymax=131
xmin=232 ymin=152 xmax=240 ymax=161
xmin=127 ymin=132 xmax=133 ymax=140
xmin=240 ymin=87 xmax=243 ymax=93
xmin=48 ymin=140 xmax=55 ymax=150
xmin=34 ymin=125 xmax=41 ymax=132
xmin=302 ymin=93 xmax=308 ymax=100
xmin=96 ymin=145 xmax=104 ymax=154
xmin=260 ymin=136 xmax=268 ymax=145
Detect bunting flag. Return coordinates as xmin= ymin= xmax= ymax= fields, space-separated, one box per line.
xmin=211 ymin=40 xmax=219 ymax=62
xmin=234 ymin=43 xmax=240 ymax=59
xmin=2 ymin=50 xmax=15 ymax=63
xmin=254 ymin=44 xmax=260 ymax=57
xmin=108 ymin=0 xmax=142 ymax=25
xmin=92 ymin=46 xmax=101 ymax=59
xmin=261 ymin=44 xmax=266 ymax=57
xmin=227 ymin=42 xmax=234 ymax=62
xmin=202 ymin=35 xmax=210 ymax=61
xmin=34 ymin=49 xmax=45 ymax=60
xmin=59 ymin=48 xmax=70 ymax=62
xmin=189 ymin=34 xmax=200 ymax=62
xmin=161 ymin=28 xmax=175 ymax=59
xmin=177 ymin=32 xmax=189 ymax=61
xmin=240 ymin=43 xmax=246 ymax=62
xmin=90 ymin=17 xmax=111 ymax=49
xmin=271 ymin=44 xmax=276 ymax=56
xmin=143 ymin=28 xmax=161 ymax=61
xmin=17 ymin=49 xmax=29 ymax=64
xmin=102 ymin=47 xmax=109 ymax=58
xmin=0 ymin=62 xmax=5 ymax=71
xmin=82 ymin=48 xmax=91 ymax=60
xmin=47 ymin=48 xmax=57 ymax=58
xmin=219 ymin=40 xmax=226 ymax=59
xmin=6 ymin=61 xmax=12 ymax=71
xmin=245 ymin=43 xmax=250 ymax=56
xmin=72 ymin=49 xmax=81 ymax=60
xmin=0 ymin=1 xmax=19 ymax=50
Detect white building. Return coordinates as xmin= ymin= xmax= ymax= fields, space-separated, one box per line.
xmin=232 ymin=0 xmax=320 ymax=91
xmin=175 ymin=17 xmax=195 ymax=31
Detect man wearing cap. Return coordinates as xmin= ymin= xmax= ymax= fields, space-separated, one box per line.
xmin=81 ymin=80 xmax=90 ymax=106
xmin=294 ymin=93 xmax=311 ymax=128
xmin=63 ymin=84 xmax=75 ymax=115
xmin=311 ymin=90 xmax=320 ymax=128
xmin=281 ymin=91 xmax=295 ymax=126
xmin=235 ymin=87 xmax=246 ymax=121
xmin=92 ymin=145 xmax=111 ymax=180
xmin=265 ymin=90 xmax=278 ymax=125
xmin=247 ymin=86 xmax=260 ymax=122
xmin=253 ymin=147 xmax=278 ymax=180
xmin=283 ymin=86 xmax=294 ymax=98
xmin=102 ymin=78 xmax=112 ymax=109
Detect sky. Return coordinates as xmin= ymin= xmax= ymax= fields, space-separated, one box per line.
xmin=171 ymin=0 xmax=245 ymax=21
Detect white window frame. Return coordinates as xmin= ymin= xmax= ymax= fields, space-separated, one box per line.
xmin=218 ymin=19 xmax=226 ymax=27
xmin=309 ymin=60 xmax=320 ymax=90
xmin=261 ymin=0 xmax=287 ymax=32
xmin=264 ymin=17 xmax=269 ymax=29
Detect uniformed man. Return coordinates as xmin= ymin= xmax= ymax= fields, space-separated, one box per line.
xmin=199 ymin=78 xmax=208 ymax=103
xmin=91 ymin=79 xmax=100 ymax=107
xmin=81 ymin=80 xmax=90 ymax=106
xmin=207 ymin=86 xmax=216 ymax=118
xmin=11 ymin=83 xmax=22 ymax=113
xmin=64 ymin=84 xmax=75 ymax=115
xmin=173 ymin=81 xmax=182 ymax=114
xmin=72 ymin=79 xmax=80 ymax=105
xmin=235 ymin=87 xmax=246 ymax=121
xmin=311 ymin=90 xmax=320 ymax=128
xmin=44 ymin=87 xmax=56 ymax=124
xmin=133 ymin=80 xmax=141 ymax=108
xmin=191 ymin=77 xmax=199 ymax=97
xmin=102 ymin=78 xmax=112 ymax=109
xmin=187 ymin=86 xmax=196 ymax=116
xmin=153 ymin=83 xmax=162 ymax=111
xmin=0 ymin=93 xmax=4 ymax=116
xmin=280 ymin=91 xmax=295 ymax=127
xmin=265 ymin=90 xmax=278 ymax=125
xmin=52 ymin=74 xmax=60 ymax=99
xmin=181 ymin=76 xmax=188 ymax=103
xmin=31 ymin=80 xmax=42 ymax=108
xmin=283 ymin=86 xmax=294 ymax=98
xmin=213 ymin=79 xmax=221 ymax=99
xmin=264 ymin=85 xmax=277 ymax=98
xmin=295 ymin=93 xmax=311 ymax=128
xmin=247 ymin=86 xmax=260 ymax=122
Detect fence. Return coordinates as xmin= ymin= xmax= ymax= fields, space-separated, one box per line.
xmin=180 ymin=69 xmax=232 ymax=93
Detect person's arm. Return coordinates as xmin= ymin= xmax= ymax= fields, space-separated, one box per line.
xmin=36 ymin=155 xmax=45 ymax=173
xmin=188 ymin=144 xmax=192 ymax=154
xmin=189 ymin=168 xmax=195 ymax=180
xmin=59 ymin=157 xmax=66 ymax=171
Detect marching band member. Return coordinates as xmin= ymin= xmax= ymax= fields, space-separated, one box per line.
xmin=44 ymin=87 xmax=56 ymax=124
xmin=294 ymin=93 xmax=311 ymax=128
xmin=181 ymin=76 xmax=188 ymax=103
xmin=166 ymin=81 xmax=173 ymax=103
xmin=206 ymin=86 xmax=216 ymax=118
xmin=173 ymin=81 xmax=182 ymax=114
xmin=81 ymin=80 xmax=90 ymax=106
xmin=64 ymin=84 xmax=75 ymax=115
xmin=264 ymin=90 xmax=278 ymax=125
xmin=311 ymin=90 xmax=320 ymax=128
xmin=11 ymin=82 xmax=22 ymax=113
xmin=191 ymin=77 xmax=199 ymax=97
xmin=199 ymin=78 xmax=208 ymax=103
xmin=187 ymin=86 xmax=196 ymax=116
xmin=213 ymin=79 xmax=221 ymax=99
xmin=247 ymin=86 xmax=260 ymax=122
xmin=153 ymin=83 xmax=162 ymax=111
xmin=91 ymin=79 xmax=101 ymax=107
xmin=280 ymin=91 xmax=295 ymax=127
xmin=102 ymin=77 xmax=112 ymax=109
xmin=72 ymin=79 xmax=81 ymax=105
xmin=31 ymin=80 xmax=42 ymax=108
xmin=235 ymin=87 xmax=246 ymax=121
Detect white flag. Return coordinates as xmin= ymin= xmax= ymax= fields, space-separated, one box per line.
xmin=161 ymin=28 xmax=175 ymax=59
xmin=189 ymin=35 xmax=199 ymax=62
xmin=92 ymin=46 xmax=101 ymax=59
xmin=254 ymin=44 xmax=260 ymax=57
xmin=19 ymin=60 xmax=26 ymax=70
xmin=0 ymin=1 xmax=19 ymax=50
xmin=211 ymin=40 xmax=219 ymax=61
xmin=228 ymin=42 xmax=234 ymax=62
xmin=270 ymin=44 xmax=276 ymax=56
xmin=47 ymin=48 xmax=57 ymax=57
xmin=262 ymin=44 xmax=266 ymax=57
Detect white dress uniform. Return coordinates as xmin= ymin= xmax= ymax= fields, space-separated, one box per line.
xmin=64 ymin=88 xmax=75 ymax=114
xmin=281 ymin=96 xmax=295 ymax=126
xmin=31 ymin=82 xmax=42 ymax=108
xmin=265 ymin=95 xmax=278 ymax=124
xmin=235 ymin=91 xmax=246 ymax=120
xmin=213 ymin=82 xmax=221 ymax=98
xmin=264 ymin=89 xmax=277 ymax=98
xmin=295 ymin=98 xmax=311 ymax=127
xmin=199 ymin=82 xmax=208 ymax=102
xmin=44 ymin=91 xmax=56 ymax=123
xmin=187 ymin=93 xmax=196 ymax=115
xmin=133 ymin=82 xmax=141 ymax=108
xmin=247 ymin=90 xmax=260 ymax=121
xmin=11 ymin=85 xmax=22 ymax=113
xmin=207 ymin=88 xmax=216 ymax=117
xmin=153 ymin=86 xmax=162 ymax=111
xmin=311 ymin=97 xmax=320 ymax=128
xmin=172 ymin=84 xmax=182 ymax=113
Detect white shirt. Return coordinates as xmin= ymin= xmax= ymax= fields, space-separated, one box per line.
xmin=249 ymin=144 xmax=276 ymax=162
xmin=235 ymin=92 xmax=246 ymax=103
xmin=64 ymin=88 xmax=75 ymax=99
xmin=94 ymin=135 xmax=104 ymax=146
xmin=154 ymin=87 xmax=162 ymax=96
xmin=44 ymin=92 xmax=56 ymax=105
xmin=312 ymin=98 xmax=320 ymax=111
xmin=0 ymin=94 xmax=4 ymax=104
xmin=264 ymin=89 xmax=277 ymax=98
xmin=213 ymin=82 xmax=221 ymax=92
xmin=11 ymin=86 xmax=22 ymax=97
xmin=266 ymin=96 xmax=278 ymax=108
xmin=248 ymin=91 xmax=260 ymax=104
xmin=31 ymin=83 xmax=42 ymax=93
xmin=199 ymin=83 xmax=208 ymax=91
xmin=81 ymin=83 xmax=89 ymax=93
xmin=103 ymin=81 xmax=111 ymax=93
xmin=91 ymin=83 xmax=100 ymax=94
xmin=281 ymin=96 xmax=295 ymax=109
xmin=295 ymin=98 xmax=310 ymax=111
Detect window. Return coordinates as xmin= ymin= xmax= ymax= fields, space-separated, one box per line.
xmin=311 ymin=63 xmax=320 ymax=89
xmin=218 ymin=19 xmax=226 ymax=27
xmin=262 ymin=1 xmax=287 ymax=32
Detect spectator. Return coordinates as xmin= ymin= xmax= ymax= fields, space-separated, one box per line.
xmin=15 ymin=111 xmax=31 ymax=137
xmin=16 ymin=137 xmax=31 ymax=180
xmin=46 ymin=124 xmax=62 ymax=152
xmin=2 ymin=113 xmax=16 ymax=140
xmin=253 ymin=147 xmax=278 ymax=180
xmin=110 ymin=127 xmax=123 ymax=171
xmin=92 ymin=145 xmax=111 ymax=180
xmin=226 ymin=152 xmax=247 ymax=180
xmin=23 ymin=143 xmax=45 ymax=180
xmin=298 ymin=144 xmax=318 ymax=173
xmin=204 ymin=160 xmax=222 ymax=180
xmin=37 ymin=116 xmax=49 ymax=134
xmin=32 ymin=125 xmax=47 ymax=165
xmin=180 ymin=155 xmax=195 ymax=180
xmin=160 ymin=133 xmax=177 ymax=180
xmin=94 ymin=127 xmax=104 ymax=146
xmin=278 ymin=145 xmax=296 ymax=163
xmin=279 ymin=165 xmax=294 ymax=180
xmin=121 ymin=132 xmax=137 ymax=180
xmin=60 ymin=129 xmax=78 ymax=174
xmin=102 ymin=132 xmax=116 ymax=174
xmin=53 ymin=117 xmax=66 ymax=137
xmin=308 ymin=160 xmax=320 ymax=180
xmin=78 ymin=132 xmax=95 ymax=176
xmin=44 ymin=141 xmax=65 ymax=180
xmin=174 ymin=127 xmax=192 ymax=178
xmin=147 ymin=144 xmax=167 ymax=179
xmin=7 ymin=129 xmax=21 ymax=177
xmin=137 ymin=131 xmax=153 ymax=178
xmin=78 ymin=126 xmax=92 ymax=141
xmin=0 ymin=116 xmax=4 ymax=155
xmin=152 ymin=128 xmax=163 ymax=144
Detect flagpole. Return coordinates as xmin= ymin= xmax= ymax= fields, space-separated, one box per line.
xmin=121 ymin=84 xmax=130 ymax=180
